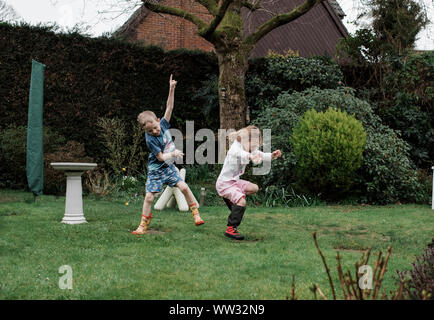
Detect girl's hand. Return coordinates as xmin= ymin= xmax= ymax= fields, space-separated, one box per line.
xmin=169 ymin=74 xmax=177 ymax=89
xmin=250 ymin=153 xmax=262 ymax=164
xmin=271 ymin=150 xmax=281 ymax=159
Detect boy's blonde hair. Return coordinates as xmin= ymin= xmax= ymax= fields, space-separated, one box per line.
xmin=228 ymin=125 xmax=263 ymax=147
xmin=137 ymin=110 xmax=158 ymax=127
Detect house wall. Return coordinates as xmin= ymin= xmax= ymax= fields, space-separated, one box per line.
xmin=133 ymin=0 xmax=215 ymax=52
xmin=127 ymin=1 xmax=348 ymax=58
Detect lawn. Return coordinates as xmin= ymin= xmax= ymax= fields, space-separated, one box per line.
xmin=0 ymin=189 xmax=432 ymax=300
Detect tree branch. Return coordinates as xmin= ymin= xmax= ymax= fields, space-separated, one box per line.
xmin=244 ymin=0 xmax=324 ymax=45
xmin=142 ymin=0 xmax=208 ymax=29
xmin=199 ymin=0 xmax=233 ymax=38
xmin=242 ymin=0 xmax=261 ymax=12
xmin=312 ymin=232 xmax=337 ymax=300
xmin=195 ymin=0 xmax=219 ymax=15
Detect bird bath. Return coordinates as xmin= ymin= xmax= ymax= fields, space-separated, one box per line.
xmin=50 ymin=162 xmax=97 ymax=224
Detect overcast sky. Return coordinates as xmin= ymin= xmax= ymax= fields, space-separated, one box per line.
xmin=3 ymin=0 xmax=433 ymax=50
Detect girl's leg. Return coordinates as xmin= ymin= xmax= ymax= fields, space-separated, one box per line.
xmin=225 ymin=200 xmax=246 ymax=240
xmin=176 ymin=181 xmax=205 ymax=226
xmin=223 ymin=183 xmax=257 ymax=209
xmin=225 ymin=181 xmax=256 ymax=240
xmin=244 ymin=182 xmax=259 ymax=196
xmin=131 ymin=192 xmax=155 ymax=234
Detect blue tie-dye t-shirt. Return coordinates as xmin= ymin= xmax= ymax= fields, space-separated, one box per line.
xmin=145 ymin=118 xmax=176 ymax=172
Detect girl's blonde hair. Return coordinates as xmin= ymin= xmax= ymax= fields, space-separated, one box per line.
xmin=228 ymin=125 xmax=263 ymax=147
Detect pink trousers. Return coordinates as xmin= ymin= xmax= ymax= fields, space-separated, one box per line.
xmin=215 ymin=179 xmax=250 ymax=205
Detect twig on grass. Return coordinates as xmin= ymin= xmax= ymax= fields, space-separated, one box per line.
xmin=315 ymin=284 xmax=328 ymax=300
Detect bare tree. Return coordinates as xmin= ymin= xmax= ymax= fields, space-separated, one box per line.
xmin=0 ymin=0 xmax=20 ymax=23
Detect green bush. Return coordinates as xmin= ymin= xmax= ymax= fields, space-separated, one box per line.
xmin=0 ymin=22 xmax=219 ymax=165
xmin=44 ymin=141 xmax=94 ymax=195
xmin=246 ymin=54 xmax=344 ymax=115
xmin=96 ymin=117 xmax=147 ymax=176
xmin=0 ymin=124 xmax=66 ymax=189
xmin=291 ymin=108 xmax=366 ymax=196
xmin=248 ymin=185 xmax=324 ymax=207
xmin=381 ymin=52 xmax=434 ymax=168
xmin=252 ymin=87 xmax=425 ymax=203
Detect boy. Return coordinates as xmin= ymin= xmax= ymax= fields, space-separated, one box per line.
xmin=132 ymin=75 xmax=204 ymax=235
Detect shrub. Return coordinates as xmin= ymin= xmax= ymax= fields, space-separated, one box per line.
xmin=380 ymin=52 xmax=434 ymax=168
xmin=291 ymin=108 xmax=366 ymax=196
xmin=0 ymin=23 xmax=219 ymax=167
xmin=246 ymin=54 xmax=344 ymax=116
xmin=396 ymin=246 xmax=434 ymax=300
xmin=44 ymin=141 xmax=94 ymax=195
xmin=96 ymin=117 xmax=147 ymax=176
xmin=0 ymin=124 xmax=66 ymax=189
xmin=252 ymin=87 xmax=424 ymax=203
xmin=249 ymin=185 xmax=323 ymax=207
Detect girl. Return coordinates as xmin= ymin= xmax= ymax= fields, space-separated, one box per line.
xmin=216 ymin=125 xmax=281 ymax=240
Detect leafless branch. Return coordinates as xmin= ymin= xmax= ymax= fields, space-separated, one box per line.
xmin=312 ymin=232 xmax=337 ymax=300
xmin=0 ymin=0 xmax=21 ymax=22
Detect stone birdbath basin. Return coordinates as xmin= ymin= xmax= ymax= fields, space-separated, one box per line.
xmin=50 ymin=162 xmax=97 ymax=224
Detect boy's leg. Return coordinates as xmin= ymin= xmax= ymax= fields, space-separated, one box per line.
xmin=132 ymin=167 xmax=162 ymax=235
xmin=132 ymin=192 xmax=155 ymax=234
xmin=176 ymin=180 xmax=205 ymax=226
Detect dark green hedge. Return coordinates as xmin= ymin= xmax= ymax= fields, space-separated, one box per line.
xmin=0 ymin=23 xmax=219 ymax=161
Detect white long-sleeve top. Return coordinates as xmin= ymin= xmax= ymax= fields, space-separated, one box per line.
xmin=217 ymin=140 xmax=272 ymax=182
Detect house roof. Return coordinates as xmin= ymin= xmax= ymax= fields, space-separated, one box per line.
xmin=245 ymin=0 xmax=348 ymax=57
xmin=114 ymin=4 xmax=151 ymax=39
xmin=114 ymin=0 xmax=348 ymax=58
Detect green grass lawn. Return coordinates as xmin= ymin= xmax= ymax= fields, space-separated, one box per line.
xmin=0 ymin=189 xmax=432 ymax=300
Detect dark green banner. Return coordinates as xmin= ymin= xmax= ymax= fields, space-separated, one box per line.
xmin=26 ymin=59 xmax=45 ymax=196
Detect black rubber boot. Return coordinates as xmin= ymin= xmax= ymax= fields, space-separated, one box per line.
xmin=225 ymin=204 xmax=246 ymax=240
xmin=223 ymin=198 xmax=233 ymax=211
xmin=227 ymin=204 xmax=246 ymax=227
xmin=224 ymin=226 xmax=245 ymax=240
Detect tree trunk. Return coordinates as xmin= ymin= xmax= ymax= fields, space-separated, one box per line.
xmin=216 ymin=49 xmax=249 ymax=131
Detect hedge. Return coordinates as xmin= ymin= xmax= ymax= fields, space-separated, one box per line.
xmin=0 ymin=22 xmax=219 ymax=162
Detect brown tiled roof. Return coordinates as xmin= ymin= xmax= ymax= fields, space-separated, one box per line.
xmin=245 ymin=0 xmax=348 ymax=58
xmin=113 ymin=5 xmax=151 ymax=39
xmin=328 ymin=0 xmax=346 ymax=18
xmin=115 ymin=0 xmax=348 ymax=58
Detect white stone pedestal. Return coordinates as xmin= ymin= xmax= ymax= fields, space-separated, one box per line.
xmin=51 ymin=162 xmax=97 ymax=224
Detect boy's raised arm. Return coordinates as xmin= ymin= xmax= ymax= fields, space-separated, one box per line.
xmin=163 ymin=74 xmax=177 ymax=122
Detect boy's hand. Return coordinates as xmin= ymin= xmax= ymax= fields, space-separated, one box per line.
xmin=271 ymin=150 xmax=282 ymax=160
xmin=172 ymin=149 xmax=184 ymax=158
xmin=164 ymin=74 xmax=177 ymax=122
xmin=169 ymin=74 xmax=177 ymax=90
